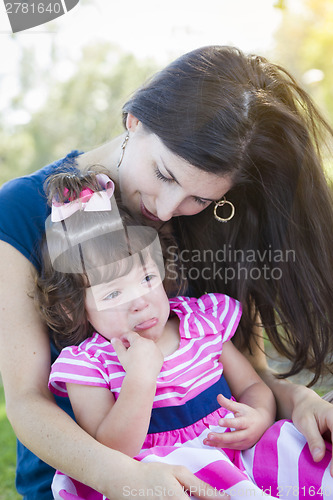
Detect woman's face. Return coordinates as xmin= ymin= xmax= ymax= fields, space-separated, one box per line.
xmin=118 ymin=115 xmax=233 ymax=224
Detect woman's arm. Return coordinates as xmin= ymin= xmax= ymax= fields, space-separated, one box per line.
xmin=0 ymin=242 xmax=226 ymax=499
xmin=241 ymin=322 xmax=333 ymax=473
xmin=67 ymin=333 xmax=164 ymax=457
xmin=0 ymin=242 xmax=127 ymax=495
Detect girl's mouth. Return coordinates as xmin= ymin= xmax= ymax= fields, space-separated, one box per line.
xmin=134 ymin=318 xmax=158 ymax=331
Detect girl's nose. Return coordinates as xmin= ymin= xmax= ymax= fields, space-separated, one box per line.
xmin=130 ymin=294 xmax=149 ymax=312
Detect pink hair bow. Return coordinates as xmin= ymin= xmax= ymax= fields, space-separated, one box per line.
xmin=51 ymin=173 xmax=115 ymax=222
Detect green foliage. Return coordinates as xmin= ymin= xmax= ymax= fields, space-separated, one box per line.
xmin=273 ymin=0 xmax=286 ymax=9
xmin=273 ymin=0 xmax=333 ymax=181
xmin=0 ymin=385 xmax=21 ymax=499
xmin=274 ymin=0 xmax=333 ymax=125
xmin=1 ymin=43 xmax=157 ymax=186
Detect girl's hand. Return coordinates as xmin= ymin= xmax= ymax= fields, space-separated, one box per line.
xmin=291 ymin=387 xmax=333 ymax=476
xmin=112 ymin=331 xmax=164 ymax=380
xmin=203 ymin=394 xmax=273 ymax=450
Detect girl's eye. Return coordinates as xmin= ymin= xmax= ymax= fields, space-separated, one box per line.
xmin=142 ymin=273 xmax=159 ymax=286
xmin=154 ymin=167 xmax=174 ymax=183
xmin=103 ymin=290 xmax=121 ymax=300
xmin=143 ymin=274 xmax=155 ymax=283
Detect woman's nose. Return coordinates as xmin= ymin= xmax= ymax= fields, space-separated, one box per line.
xmin=156 ymin=193 xmax=183 ymax=221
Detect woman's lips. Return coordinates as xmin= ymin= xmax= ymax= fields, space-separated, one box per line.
xmin=134 ymin=318 xmax=158 ymax=331
xmin=140 ymin=201 xmax=161 ymax=222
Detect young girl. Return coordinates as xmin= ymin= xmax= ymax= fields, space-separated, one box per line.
xmin=38 ymin=171 xmax=332 ymax=500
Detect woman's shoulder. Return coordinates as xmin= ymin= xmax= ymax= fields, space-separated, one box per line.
xmin=0 ymin=150 xmax=83 ymax=269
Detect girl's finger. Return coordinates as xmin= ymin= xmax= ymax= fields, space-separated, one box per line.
xmin=217 ymin=394 xmax=243 ymax=413
xmin=204 ymin=430 xmax=248 ymax=447
xmin=120 ymin=331 xmax=140 ymax=346
xmin=218 ymin=417 xmax=246 ymax=430
xmin=110 ymin=337 xmax=128 ymax=357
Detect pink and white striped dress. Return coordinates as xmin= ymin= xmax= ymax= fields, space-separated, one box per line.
xmin=49 ymin=294 xmax=333 ymax=499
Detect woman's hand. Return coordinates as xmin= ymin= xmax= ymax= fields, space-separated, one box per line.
xmin=203 ymin=394 xmax=273 ymax=450
xmin=290 ymin=386 xmax=333 ymax=476
xmin=257 ymin=365 xmax=333 ymax=476
xmin=116 ymin=461 xmax=229 ymax=499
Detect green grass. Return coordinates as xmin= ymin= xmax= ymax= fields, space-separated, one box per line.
xmin=0 ymin=385 xmax=21 ymax=500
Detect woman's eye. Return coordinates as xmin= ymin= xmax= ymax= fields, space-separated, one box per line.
xmin=103 ymin=290 xmax=121 ymax=300
xmin=154 ymin=167 xmax=174 ymax=183
xmin=193 ymin=197 xmax=210 ymax=206
xmin=154 ymin=165 xmax=209 ymax=205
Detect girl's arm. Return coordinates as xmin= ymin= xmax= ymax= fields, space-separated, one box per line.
xmin=242 ymin=322 xmax=333 ymax=473
xmin=0 ymin=242 xmax=224 ymax=500
xmin=67 ymin=332 xmax=164 ymax=457
xmin=204 ymin=340 xmax=276 ymax=450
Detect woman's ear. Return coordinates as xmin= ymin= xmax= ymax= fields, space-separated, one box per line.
xmin=126 ymin=113 xmax=140 ymax=132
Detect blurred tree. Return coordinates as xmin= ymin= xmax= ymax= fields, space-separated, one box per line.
xmin=273 ymin=0 xmax=333 ymax=177
xmin=274 ymin=0 xmax=333 ymax=122
xmin=274 ymin=0 xmax=286 ymax=10
xmin=0 ymin=42 xmax=157 ymax=185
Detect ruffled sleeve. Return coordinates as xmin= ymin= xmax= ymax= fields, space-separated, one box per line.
xmin=48 ymin=334 xmax=110 ymax=397
xmin=169 ymin=293 xmax=242 ymax=343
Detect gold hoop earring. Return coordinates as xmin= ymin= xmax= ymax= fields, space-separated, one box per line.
xmin=214 ymin=196 xmax=235 ymax=223
xmin=116 ymin=133 xmax=129 ymax=170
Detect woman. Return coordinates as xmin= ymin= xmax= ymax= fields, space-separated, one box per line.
xmin=0 ymin=45 xmax=332 ymax=499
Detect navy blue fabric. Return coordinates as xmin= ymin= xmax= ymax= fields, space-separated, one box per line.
xmin=0 ymin=151 xmax=81 ymax=272
xmin=16 ymin=393 xmax=75 ymax=500
xmin=148 ymin=376 xmax=231 ymax=434
xmin=0 ymin=152 xmax=79 ymax=500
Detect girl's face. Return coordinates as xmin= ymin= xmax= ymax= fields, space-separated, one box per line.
xmin=118 ymin=115 xmax=233 ymax=224
xmin=85 ymin=256 xmax=170 ymax=344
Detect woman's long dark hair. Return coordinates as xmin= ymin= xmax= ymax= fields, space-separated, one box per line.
xmin=123 ymin=45 xmax=333 ymax=384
